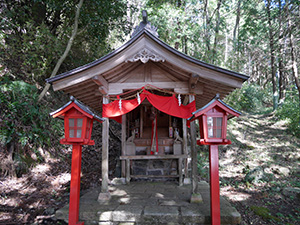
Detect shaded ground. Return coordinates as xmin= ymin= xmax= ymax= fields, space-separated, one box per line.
xmin=218 ymin=113 xmax=300 ymax=224
xmin=0 ymin=113 xmax=299 ymax=224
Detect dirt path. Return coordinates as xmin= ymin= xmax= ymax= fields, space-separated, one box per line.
xmin=219 ymin=113 xmax=300 ymax=224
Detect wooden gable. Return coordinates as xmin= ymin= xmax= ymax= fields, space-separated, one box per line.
xmin=47 ymin=25 xmax=248 ymax=113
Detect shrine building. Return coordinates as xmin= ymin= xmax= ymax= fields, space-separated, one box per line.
xmin=47 ymin=11 xmax=248 ymax=196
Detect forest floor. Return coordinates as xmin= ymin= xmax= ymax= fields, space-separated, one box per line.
xmin=218 ymin=113 xmax=300 ymax=225
xmin=0 ymin=113 xmax=299 ymax=224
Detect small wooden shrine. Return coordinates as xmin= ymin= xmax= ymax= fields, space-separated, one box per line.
xmin=47 ymin=11 xmax=248 ymax=197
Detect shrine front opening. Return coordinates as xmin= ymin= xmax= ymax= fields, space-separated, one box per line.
xmin=103 ymin=87 xmax=194 ymax=185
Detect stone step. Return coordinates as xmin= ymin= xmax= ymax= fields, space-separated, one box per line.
xmin=56 ymin=181 xmax=241 ymax=225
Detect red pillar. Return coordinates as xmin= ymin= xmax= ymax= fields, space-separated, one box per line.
xmin=209 ymin=145 xmax=221 ymax=225
xmin=69 ymin=144 xmax=84 ymax=225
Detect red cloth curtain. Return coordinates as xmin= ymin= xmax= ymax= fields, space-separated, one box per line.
xmin=102 ymin=89 xmax=196 ymax=123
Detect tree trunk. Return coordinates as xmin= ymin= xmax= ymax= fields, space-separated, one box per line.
xmin=286 ymin=3 xmax=300 ymax=102
xmin=266 ymin=0 xmax=278 ymax=110
xmin=38 ymin=0 xmax=84 ymax=102
xmin=277 ymin=0 xmax=286 ymax=104
xmin=233 ymin=0 xmax=241 ymax=48
xmin=278 ymin=60 xmax=285 ymax=103
xmin=203 ymin=0 xmax=211 ymax=58
xmin=212 ymin=0 xmax=222 ymax=64
xmin=289 ymin=33 xmax=300 ymax=101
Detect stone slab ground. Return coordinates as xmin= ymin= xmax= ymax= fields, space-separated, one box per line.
xmin=56 ymin=181 xmax=241 ymax=225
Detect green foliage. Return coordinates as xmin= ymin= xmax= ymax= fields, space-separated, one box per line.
xmin=0 ymin=0 xmax=129 ymax=85
xmin=224 ymin=83 xmax=272 ymax=113
xmin=0 ymin=77 xmax=63 ymax=175
xmin=275 ymin=90 xmax=300 ymax=137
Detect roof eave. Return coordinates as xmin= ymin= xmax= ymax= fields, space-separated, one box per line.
xmin=47 ymin=28 xmax=249 ymax=84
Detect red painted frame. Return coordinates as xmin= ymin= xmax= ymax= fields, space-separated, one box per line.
xmin=52 ymin=102 xmax=96 ymax=145
xmin=191 ymin=97 xmax=240 ymax=225
xmin=51 ymin=101 xmax=102 ymax=225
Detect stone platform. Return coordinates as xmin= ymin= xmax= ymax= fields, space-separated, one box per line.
xmin=56 ymin=181 xmax=241 ymax=225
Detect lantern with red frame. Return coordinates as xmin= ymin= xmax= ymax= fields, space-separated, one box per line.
xmin=50 ymin=97 xmax=103 ymax=225
xmin=190 ymin=94 xmax=241 ymax=145
xmin=189 ymin=94 xmax=241 ymax=225
xmin=50 ymin=97 xmax=103 ymax=145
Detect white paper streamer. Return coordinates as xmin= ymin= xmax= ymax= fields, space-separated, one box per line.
xmin=137 ymin=92 xmax=141 ymax=105
xmin=119 ymin=99 xmax=122 ymax=111
xmin=178 ymin=94 xmax=181 ymax=106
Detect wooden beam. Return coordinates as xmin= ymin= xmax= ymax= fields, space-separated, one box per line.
xmin=68 ymin=88 xmax=97 ymax=99
xmin=189 ymin=74 xmax=204 ymax=94
xmin=121 ymin=114 xmax=126 ymax=178
xmin=108 ymin=82 xmax=188 ymax=94
xmin=189 ymin=95 xmax=198 ymax=194
xmin=93 ymin=75 xmax=108 ymax=94
xmin=182 ymin=118 xmax=188 ymax=179
xmin=64 ymin=81 xmax=96 ymax=93
xmin=101 ymin=97 xmax=109 ymax=193
xmin=98 ymin=86 xmax=108 ymax=95
xmin=189 ymin=73 xmax=200 ymax=88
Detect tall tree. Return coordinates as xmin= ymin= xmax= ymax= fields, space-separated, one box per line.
xmin=266 ymin=0 xmax=278 ymax=110
xmin=212 ymin=0 xmax=222 ymax=64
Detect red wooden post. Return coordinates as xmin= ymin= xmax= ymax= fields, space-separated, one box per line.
xmin=69 ymin=144 xmax=84 ymax=225
xmin=209 ymin=145 xmax=221 ymax=225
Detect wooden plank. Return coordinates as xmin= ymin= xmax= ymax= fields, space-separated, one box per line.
xmin=131 ymin=175 xmax=179 ymax=178
xmin=189 ymin=95 xmax=198 ymax=194
xmin=120 ymin=154 xmax=188 ymax=160
xmin=145 ymin=62 xmax=151 ymax=82
xmin=68 ymin=88 xmax=98 ymax=99
xmin=182 ymin=118 xmax=188 ymax=178
xmin=126 ymin=159 xmax=130 ymax=184
xmin=174 ymin=87 xmax=189 ymax=94
xmin=101 ymin=97 xmax=109 ymax=193
xmin=108 ymin=62 xmax=142 ymax=83
xmin=64 ymin=81 xmax=96 ymax=93
xmin=103 ymin=62 xmax=136 ymax=80
xmin=189 ymin=74 xmax=204 ymax=95
xmin=151 ymin=62 xmax=179 ymax=82
xmin=179 ymin=158 xmax=183 ymax=186
xmin=189 ymin=73 xmax=200 ymax=89
xmin=121 ymin=114 xmax=126 ymax=177
xmin=93 ymin=75 xmax=108 ymax=88
xmin=154 ymin=62 xmax=183 ymax=81
xmin=108 ymin=82 xmax=188 ymax=94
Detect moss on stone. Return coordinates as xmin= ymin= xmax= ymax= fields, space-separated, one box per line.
xmin=250 ymin=206 xmax=280 ymax=222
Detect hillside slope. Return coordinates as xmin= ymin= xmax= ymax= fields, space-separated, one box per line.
xmin=219 ymin=113 xmax=300 ymax=224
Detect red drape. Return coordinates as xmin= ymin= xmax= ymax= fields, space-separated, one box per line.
xmin=102 ymin=89 xmax=196 ymax=123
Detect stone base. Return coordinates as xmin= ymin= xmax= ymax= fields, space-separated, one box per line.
xmin=111 ymin=178 xmax=126 ymax=186
xmin=97 ymin=192 xmax=111 ymax=204
xmin=183 ymin=177 xmax=191 ymax=185
xmin=190 ymin=193 xmax=203 ymax=203
xmin=56 ymin=181 xmax=241 ymax=225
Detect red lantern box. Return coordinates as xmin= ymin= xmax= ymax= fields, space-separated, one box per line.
xmin=190 ymin=94 xmax=241 ymax=145
xmin=50 ymin=97 xmax=103 ymax=145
